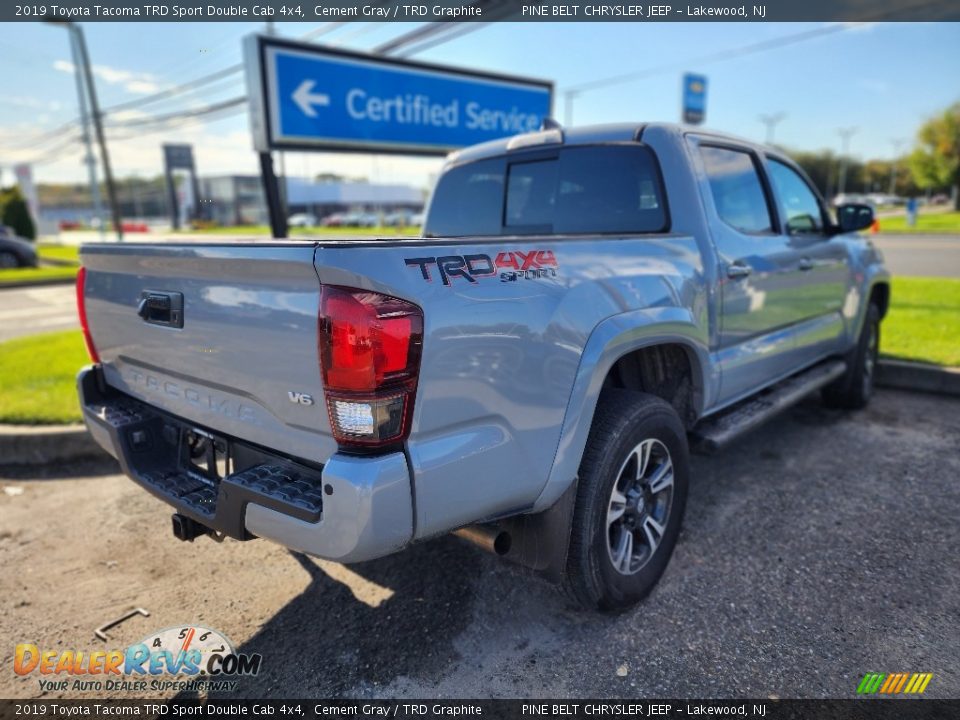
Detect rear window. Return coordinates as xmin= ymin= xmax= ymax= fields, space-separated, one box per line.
xmin=424 ymin=145 xmax=667 ymax=237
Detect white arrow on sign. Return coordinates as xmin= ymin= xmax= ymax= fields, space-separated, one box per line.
xmin=292 ymin=80 xmax=330 ymax=118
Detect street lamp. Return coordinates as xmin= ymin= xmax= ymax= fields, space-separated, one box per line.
xmin=564 ymin=89 xmax=580 ymax=126
xmin=758 ymin=112 xmax=786 ymax=145
xmin=43 ymin=19 xmax=123 ymax=242
xmin=836 ymin=127 xmax=858 ymax=197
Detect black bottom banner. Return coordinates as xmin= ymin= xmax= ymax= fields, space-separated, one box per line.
xmin=1 ymin=699 xmax=958 ymax=720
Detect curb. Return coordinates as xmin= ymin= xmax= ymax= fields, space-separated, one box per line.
xmin=0 ymin=424 xmax=108 ymax=465
xmin=0 ymin=276 xmax=77 ymax=291
xmin=876 ymin=359 xmax=960 ymax=397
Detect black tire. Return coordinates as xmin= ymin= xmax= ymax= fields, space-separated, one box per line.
xmin=564 ymin=390 xmax=689 ymax=612
xmin=0 ymin=251 xmax=20 ymax=269
xmin=822 ymin=303 xmax=881 ymax=410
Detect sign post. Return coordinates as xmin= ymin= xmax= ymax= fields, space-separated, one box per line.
xmin=682 ymin=73 xmax=708 ymax=125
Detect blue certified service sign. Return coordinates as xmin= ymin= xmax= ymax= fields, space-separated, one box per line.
xmin=245 ymin=36 xmax=553 ymax=155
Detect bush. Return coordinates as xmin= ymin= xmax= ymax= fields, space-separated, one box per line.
xmin=0 ymin=188 xmax=37 ymax=240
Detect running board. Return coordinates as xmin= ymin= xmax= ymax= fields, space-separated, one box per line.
xmin=690 ymin=360 xmax=847 ymax=454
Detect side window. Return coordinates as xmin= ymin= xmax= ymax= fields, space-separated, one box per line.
xmin=699 ymin=146 xmax=773 ymax=234
xmin=767 ymin=159 xmax=824 ymax=234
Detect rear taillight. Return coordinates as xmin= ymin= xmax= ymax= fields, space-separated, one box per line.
xmin=318 ymin=286 xmax=423 ymax=447
xmin=76 ymin=266 xmax=100 ymax=363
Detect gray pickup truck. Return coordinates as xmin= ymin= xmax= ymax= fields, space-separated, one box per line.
xmin=77 ymin=123 xmax=888 ymax=611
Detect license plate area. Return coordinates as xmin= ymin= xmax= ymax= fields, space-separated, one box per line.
xmin=179 ymin=426 xmax=230 ymax=485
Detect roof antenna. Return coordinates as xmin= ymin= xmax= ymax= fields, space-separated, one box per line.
xmin=541 ymin=117 xmax=562 ymax=131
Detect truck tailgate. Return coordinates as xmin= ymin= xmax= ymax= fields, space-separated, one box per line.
xmin=80 ymin=242 xmax=338 ymax=465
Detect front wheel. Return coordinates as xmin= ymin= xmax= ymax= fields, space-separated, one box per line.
xmin=822 ymin=303 xmax=880 ymax=410
xmin=564 ymin=390 xmax=689 ymax=612
xmin=0 ymin=251 xmax=20 ymax=269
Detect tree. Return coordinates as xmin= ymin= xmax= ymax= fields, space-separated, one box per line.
xmin=0 ymin=187 xmax=36 ymax=240
xmin=909 ymin=101 xmax=960 ymax=209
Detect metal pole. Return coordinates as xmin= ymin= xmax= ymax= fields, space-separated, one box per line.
xmin=564 ymin=90 xmax=578 ymax=126
xmin=758 ymin=112 xmax=785 ymax=145
xmin=72 ymin=24 xmax=124 ymax=242
xmin=265 ymin=20 xmax=288 ymax=225
xmin=259 ymin=152 xmax=287 ymax=238
xmin=68 ymin=30 xmax=104 ymax=240
xmin=837 ymin=127 xmax=857 ymax=197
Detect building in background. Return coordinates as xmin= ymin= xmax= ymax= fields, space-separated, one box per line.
xmin=201 ymin=175 xmax=269 ymax=226
xmin=284 ymin=178 xmax=424 ymax=220
xmin=37 ymin=175 xmax=426 ymax=229
xmin=201 ymin=175 xmax=424 ymax=226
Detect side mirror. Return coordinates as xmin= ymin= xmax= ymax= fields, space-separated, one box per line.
xmin=836 ymin=203 xmax=874 ymax=233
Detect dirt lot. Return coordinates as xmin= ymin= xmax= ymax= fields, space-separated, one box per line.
xmin=2 ymin=389 xmax=958 ymax=700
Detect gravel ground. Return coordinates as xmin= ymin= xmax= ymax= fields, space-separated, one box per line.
xmin=1 ymin=388 xmax=958 ymax=700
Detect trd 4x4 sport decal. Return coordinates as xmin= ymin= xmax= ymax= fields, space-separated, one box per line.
xmin=405 ymin=250 xmax=559 ymax=286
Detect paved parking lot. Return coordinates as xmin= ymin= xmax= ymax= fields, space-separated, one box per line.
xmin=0 ymin=285 xmax=78 ymax=342
xmin=872 ymin=233 xmax=960 ymax=278
xmin=2 ymin=388 xmax=958 ymax=700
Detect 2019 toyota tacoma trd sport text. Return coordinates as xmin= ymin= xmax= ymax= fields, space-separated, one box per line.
xmin=76 ymin=123 xmax=889 ymax=611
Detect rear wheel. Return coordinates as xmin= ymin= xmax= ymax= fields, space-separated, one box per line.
xmin=822 ymin=303 xmax=880 ymax=409
xmin=0 ymin=251 xmax=19 ymax=269
xmin=564 ymin=390 xmax=689 ymax=611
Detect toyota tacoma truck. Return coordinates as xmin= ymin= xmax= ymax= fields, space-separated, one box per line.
xmin=77 ymin=123 xmax=888 ymax=611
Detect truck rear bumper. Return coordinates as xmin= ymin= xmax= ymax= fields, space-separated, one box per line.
xmin=77 ymin=366 xmax=413 ymax=563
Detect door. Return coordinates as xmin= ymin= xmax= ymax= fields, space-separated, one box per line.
xmin=693 ymin=140 xmax=800 ymax=405
xmin=764 ymin=156 xmax=850 ymax=366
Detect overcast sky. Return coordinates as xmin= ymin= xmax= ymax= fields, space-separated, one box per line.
xmin=1 ymin=21 xmax=957 ymax=189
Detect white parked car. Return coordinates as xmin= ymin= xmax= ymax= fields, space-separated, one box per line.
xmin=287 ymin=213 xmax=318 ymax=227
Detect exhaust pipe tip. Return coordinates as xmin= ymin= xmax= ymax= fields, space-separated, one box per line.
xmin=492 ymin=530 xmax=511 ymax=555
xmin=453 ymin=525 xmax=511 ymax=556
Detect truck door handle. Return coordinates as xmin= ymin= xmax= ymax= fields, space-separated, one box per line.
xmin=726 ymin=262 xmax=752 ymax=279
xmin=798 ymin=258 xmax=814 ymax=271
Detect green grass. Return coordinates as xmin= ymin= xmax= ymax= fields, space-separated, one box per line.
xmin=0 ymin=331 xmax=88 ymax=425
xmin=36 ymin=244 xmax=80 ymax=264
xmin=882 ymin=276 xmax=960 ymax=366
xmin=0 ymin=265 xmax=78 ymax=286
xmin=177 ymin=224 xmax=422 ymax=237
xmin=878 ymin=211 xmax=960 ymax=234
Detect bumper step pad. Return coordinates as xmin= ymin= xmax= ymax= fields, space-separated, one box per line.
xmin=81 ymin=380 xmax=324 ymax=539
xmin=223 ymin=464 xmax=324 ymax=523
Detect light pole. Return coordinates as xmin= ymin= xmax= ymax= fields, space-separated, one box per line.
xmin=758 ymin=112 xmax=786 ymax=145
xmin=44 ymin=20 xmax=123 ymax=241
xmin=564 ymin=89 xmax=580 ymax=126
xmin=836 ymin=127 xmax=858 ymax=197
xmin=888 ymin=138 xmax=906 ymax=197
xmin=65 ymin=25 xmax=104 ymax=239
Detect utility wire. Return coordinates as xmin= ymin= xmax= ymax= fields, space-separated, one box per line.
xmin=565 ymin=23 xmax=859 ymax=96
xmin=103 ymin=64 xmax=244 ymax=114
xmin=9 ymin=18 xmax=477 ymax=163
xmin=105 ymin=96 xmax=247 ymax=128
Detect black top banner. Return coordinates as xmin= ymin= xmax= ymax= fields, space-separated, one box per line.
xmin=6 ymin=0 xmax=960 ymax=23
